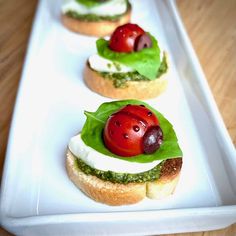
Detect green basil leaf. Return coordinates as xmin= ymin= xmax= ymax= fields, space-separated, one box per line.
xmin=96 ymin=34 xmax=161 ymax=80
xmin=76 ymin=0 xmax=103 ymax=8
xmin=99 ymin=52 xmax=168 ymax=88
xmin=81 ymin=100 xmax=182 ymax=163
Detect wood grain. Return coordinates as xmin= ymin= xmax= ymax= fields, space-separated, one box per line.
xmin=0 ymin=0 xmax=38 ymax=178
xmin=0 ymin=0 xmax=235 ymax=235
xmin=177 ymin=0 xmax=236 ymax=147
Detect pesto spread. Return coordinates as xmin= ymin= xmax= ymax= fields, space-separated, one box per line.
xmin=100 ymin=71 xmax=149 ymax=88
xmin=99 ymin=53 xmax=168 ymax=88
xmin=66 ymin=2 xmax=130 ymax=22
xmin=156 ymin=52 xmax=168 ymax=78
xmin=75 ymin=156 xmax=164 ymax=184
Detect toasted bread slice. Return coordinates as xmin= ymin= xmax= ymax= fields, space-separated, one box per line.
xmin=66 ymin=150 xmax=182 ymax=205
xmin=83 ymin=63 xmax=168 ymax=100
xmin=61 ymin=5 xmax=131 ymax=37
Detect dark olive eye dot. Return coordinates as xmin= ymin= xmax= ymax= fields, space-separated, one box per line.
xmin=142 ymin=126 xmax=163 ymax=154
xmin=115 ymin=121 xmax=121 ymax=126
xmin=133 ymin=125 xmax=140 ymax=132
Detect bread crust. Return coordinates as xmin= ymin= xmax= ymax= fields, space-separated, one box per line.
xmin=66 ymin=150 xmax=146 ymax=205
xmin=66 ymin=150 xmax=182 ymax=205
xmin=61 ymin=5 xmax=131 ymax=37
xmin=147 ymin=158 xmax=182 ymax=199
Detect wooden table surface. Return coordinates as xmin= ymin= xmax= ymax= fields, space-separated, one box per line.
xmin=0 ymin=0 xmax=235 ymax=235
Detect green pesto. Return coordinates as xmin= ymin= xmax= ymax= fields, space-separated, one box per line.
xmin=74 ymin=157 xmax=163 ymax=184
xmin=100 ymin=53 xmax=168 ymax=88
xmin=100 ymin=71 xmax=149 ymax=88
xmin=65 ymin=2 xmax=130 ymax=22
xmin=65 ymin=11 xmax=122 ymax=22
xmin=156 ymin=52 xmax=168 ymax=78
xmin=113 ymin=62 xmax=122 ymax=72
xmin=107 ymin=63 xmax=112 ymax=69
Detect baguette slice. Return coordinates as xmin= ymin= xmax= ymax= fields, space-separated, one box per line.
xmin=66 ymin=150 xmax=182 ymax=206
xmin=83 ymin=63 xmax=168 ymax=100
xmin=61 ymin=5 xmax=131 ymax=37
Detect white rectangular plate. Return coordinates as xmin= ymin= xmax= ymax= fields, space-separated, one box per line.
xmin=1 ymin=0 xmax=236 ymax=235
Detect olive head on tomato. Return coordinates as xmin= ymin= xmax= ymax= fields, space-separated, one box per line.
xmin=109 ymin=23 xmax=153 ymax=53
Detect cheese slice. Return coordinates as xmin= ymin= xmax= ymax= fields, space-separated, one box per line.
xmin=89 ymin=54 xmax=134 ymax=73
xmin=69 ymin=134 xmax=162 ymax=174
xmin=62 ymin=0 xmax=128 ymax=17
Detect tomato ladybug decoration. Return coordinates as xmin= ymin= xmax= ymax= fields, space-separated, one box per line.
xmin=109 ymin=23 xmax=152 ymax=53
xmin=103 ymin=104 xmax=163 ymax=157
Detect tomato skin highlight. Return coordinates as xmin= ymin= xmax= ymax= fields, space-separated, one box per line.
xmin=103 ymin=105 xmax=160 ymax=157
xmin=109 ymin=23 xmax=145 ymax=53
xmin=120 ymin=105 xmax=159 ymax=127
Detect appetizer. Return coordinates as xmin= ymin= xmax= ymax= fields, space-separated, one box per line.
xmin=84 ymin=23 xmax=169 ymax=99
xmin=66 ymin=100 xmax=182 ymax=206
xmin=61 ymin=0 xmax=131 ymax=36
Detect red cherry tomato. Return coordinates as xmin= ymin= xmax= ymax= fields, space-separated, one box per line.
xmin=103 ymin=105 xmax=159 ymax=157
xmin=109 ymin=23 xmax=145 ymax=53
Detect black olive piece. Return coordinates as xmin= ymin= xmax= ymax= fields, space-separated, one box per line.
xmin=135 ymin=33 xmax=152 ymax=52
xmin=142 ymin=126 xmax=163 ymax=154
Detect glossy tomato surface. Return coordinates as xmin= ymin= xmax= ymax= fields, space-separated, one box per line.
xmin=103 ymin=105 xmax=159 ymax=157
xmin=109 ymin=23 xmax=145 ymax=53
